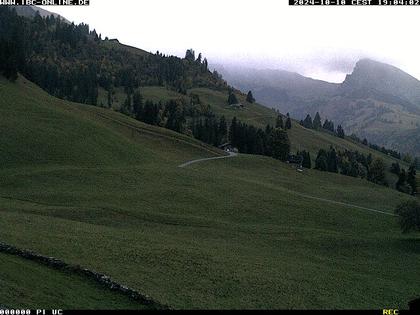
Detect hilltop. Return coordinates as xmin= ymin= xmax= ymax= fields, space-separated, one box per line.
xmin=11 ymin=5 xmax=69 ymax=23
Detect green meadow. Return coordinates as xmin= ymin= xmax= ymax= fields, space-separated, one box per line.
xmin=0 ymin=77 xmax=418 ymax=309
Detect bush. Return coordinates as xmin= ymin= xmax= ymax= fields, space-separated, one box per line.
xmin=394 ymin=201 xmax=420 ymax=234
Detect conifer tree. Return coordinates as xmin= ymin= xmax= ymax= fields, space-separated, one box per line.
xmin=336 ymin=125 xmax=345 ymax=138
xmin=228 ymin=91 xmax=239 ymax=105
xmin=218 ymin=116 xmax=228 ymax=143
xmin=285 ymin=113 xmax=292 ymax=129
xmin=315 ymin=149 xmax=328 ymax=171
xmin=303 ymin=114 xmax=313 ymax=129
xmin=313 ymin=112 xmax=322 ymax=130
xmin=133 ymin=91 xmax=144 ymax=120
xmin=120 ymin=93 xmax=133 ymax=116
xmin=327 ymin=147 xmax=338 ymax=173
xmin=185 ymin=49 xmax=195 ymax=61
xmin=270 ymin=128 xmax=290 ymax=161
xmin=407 ymin=164 xmax=417 ymax=195
xmin=246 ymin=91 xmax=255 ymax=103
xmin=229 ymin=117 xmax=238 ymax=147
xmin=275 ymin=114 xmax=284 ymax=129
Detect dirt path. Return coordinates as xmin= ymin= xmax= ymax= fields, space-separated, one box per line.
xmin=178 ymin=152 xmax=396 ymax=217
xmin=287 ymin=190 xmax=397 ymax=217
xmin=178 ymin=152 xmax=237 ymax=168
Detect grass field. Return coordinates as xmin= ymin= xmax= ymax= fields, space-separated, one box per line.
xmin=0 ymin=77 xmax=419 ymax=309
xmin=0 ymin=253 xmax=148 ymax=309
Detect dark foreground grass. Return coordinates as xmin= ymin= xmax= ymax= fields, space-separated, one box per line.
xmin=0 ymin=252 xmax=149 ymax=309
xmin=0 ymin=77 xmax=419 ymax=309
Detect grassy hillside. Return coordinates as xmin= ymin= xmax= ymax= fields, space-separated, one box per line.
xmin=105 ymin=84 xmax=410 ymax=185
xmin=0 ymin=253 xmax=147 ymax=309
xmin=0 ymin=77 xmax=418 ymax=309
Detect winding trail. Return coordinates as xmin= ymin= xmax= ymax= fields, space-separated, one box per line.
xmin=178 ymin=152 xmax=396 ymax=217
xmin=285 ymin=191 xmax=397 ymax=217
xmin=178 ymin=151 xmax=238 ymax=168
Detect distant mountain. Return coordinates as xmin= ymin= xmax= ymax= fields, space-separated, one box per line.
xmin=213 ymin=64 xmax=339 ymax=112
xmin=342 ymin=59 xmax=420 ymax=106
xmin=11 ymin=5 xmax=69 ymax=23
xmin=216 ymin=60 xmax=420 ymax=156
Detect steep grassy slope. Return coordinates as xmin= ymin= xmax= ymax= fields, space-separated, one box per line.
xmin=0 ymin=77 xmax=418 ymax=309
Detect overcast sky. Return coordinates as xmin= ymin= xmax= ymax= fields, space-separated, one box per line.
xmin=40 ymin=0 xmax=420 ymax=83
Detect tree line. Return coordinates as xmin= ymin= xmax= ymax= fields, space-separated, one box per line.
xmin=0 ymin=7 xmax=228 ymax=106
xmin=300 ymin=112 xmax=345 ymax=139
xmin=118 ymin=90 xmax=292 ymax=161
xmin=301 ymin=111 xmax=413 ymax=163
xmin=313 ymin=146 xmax=388 ymax=186
xmin=349 ymin=133 xmax=403 ymax=161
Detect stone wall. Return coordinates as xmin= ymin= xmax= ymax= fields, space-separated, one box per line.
xmin=0 ymin=242 xmax=169 ymax=310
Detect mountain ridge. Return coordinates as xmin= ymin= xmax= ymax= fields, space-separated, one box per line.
xmin=216 ymin=59 xmax=420 ymax=156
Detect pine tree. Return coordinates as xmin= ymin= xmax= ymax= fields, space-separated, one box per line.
xmin=303 ymin=114 xmax=313 ymax=129
xmin=301 ymin=151 xmax=312 ymax=169
xmin=313 ymin=112 xmax=322 ymax=130
xmin=196 ymin=53 xmax=202 ymax=64
xmin=218 ymin=116 xmax=228 ymax=144
xmin=246 ymin=91 xmax=255 ymax=103
xmin=185 ymin=49 xmax=195 ymax=62
xmin=164 ymin=99 xmax=186 ymax=133
xmin=315 ymin=149 xmax=328 ymax=171
xmin=228 ymin=91 xmax=239 ymax=105
xmin=336 ymin=125 xmax=345 ymax=138
xmin=229 ymin=117 xmax=238 ymax=147
xmin=275 ymin=114 xmax=284 ymax=129
xmin=327 ymin=147 xmax=338 ymax=173
xmin=270 ymin=128 xmax=290 ymax=161
xmin=133 ymin=91 xmax=144 ymax=120
xmin=285 ymin=113 xmax=292 ymax=129
xmin=323 ymin=119 xmax=335 ymax=132
xmin=120 ymin=93 xmax=133 ymax=116
xmin=407 ymin=164 xmax=417 ymax=195
xmin=202 ymin=58 xmax=208 ymax=71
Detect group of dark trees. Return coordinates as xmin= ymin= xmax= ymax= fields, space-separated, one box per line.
xmin=227 ymin=89 xmax=239 ymax=105
xmin=227 ymin=90 xmax=257 ymax=106
xmin=119 ymin=91 xmax=183 ymax=132
xmin=0 ymin=6 xmax=227 ymax=105
xmin=349 ymin=134 xmax=403 ymax=160
xmin=391 ymin=162 xmax=417 ymax=195
xmin=275 ymin=113 xmax=292 ymax=130
xmin=300 ymin=112 xmax=345 ymax=139
xmin=394 ymin=200 xmax=420 ymax=234
xmin=301 ymin=111 xmax=408 ymax=163
xmin=0 ymin=8 xmax=24 ymax=80
xmin=116 ymin=89 xmax=292 ymax=161
xmin=229 ymin=118 xmax=290 ymax=160
xmin=314 ymin=146 xmax=388 ymax=186
xmin=296 ymin=150 xmax=312 ymax=169
xmin=246 ymin=91 xmax=255 ymax=103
